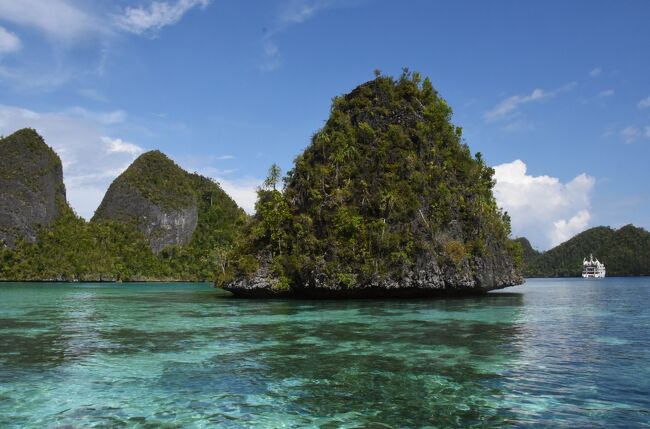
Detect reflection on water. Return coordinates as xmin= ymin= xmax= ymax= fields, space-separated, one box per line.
xmin=0 ymin=279 xmax=649 ymax=428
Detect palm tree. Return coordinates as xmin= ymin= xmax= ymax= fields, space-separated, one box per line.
xmin=264 ymin=163 xmax=281 ymax=190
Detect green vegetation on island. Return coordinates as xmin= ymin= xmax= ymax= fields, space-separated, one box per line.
xmin=97 ymin=150 xmax=196 ymax=212
xmin=0 ymin=131 xmax=246 ymax=282
xmin=218 ymin=70 xmax=522 ymax=297
xmin=519 ymin=225 xmax=650 ymax=277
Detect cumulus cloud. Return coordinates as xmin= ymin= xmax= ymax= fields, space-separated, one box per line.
xmin=638 ymin=95 xmax=650 ymax=109
xmin=551 ymin=210 xmax=591 ymax=246
xmin=102 ymin=136 xmax=143 ymax=156
xmin=214 ymin=177 xmax=261 ymax=214
xmin=590 ymin=67 xmax=602 ymax=77
xmin=0 ymin=25 xmax=20 ymax=54
xmin=493 ymin=159 xmax=595 ymax=249
xmin=0 ymin=104 xmax=144 ymax=219
xmin=597 ymin=89 xmax=615 ymax=98
xmin=114 ymin=0 xmax=211 ymax=35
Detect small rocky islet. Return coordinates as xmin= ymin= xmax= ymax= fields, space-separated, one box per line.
xmin=0 ymin=71 xmax=524 ymax=297
xmin=218 ymin=71 xmax=522 ymax=297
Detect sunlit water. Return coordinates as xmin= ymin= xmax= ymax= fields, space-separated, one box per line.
xmin=1 ymin=278 xmax=649 ymax=428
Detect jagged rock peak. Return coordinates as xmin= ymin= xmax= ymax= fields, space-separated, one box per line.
xmin=0 ymin=128 xmax=68 ymax=247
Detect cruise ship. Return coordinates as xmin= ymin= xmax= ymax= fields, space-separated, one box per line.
xmin=582 ymin=254 xmax=606 ymax=278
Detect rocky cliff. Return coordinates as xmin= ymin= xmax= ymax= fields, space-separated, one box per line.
xmin=92 ymin=151 xmax=198 ymax=254
xmin=218 ymin=71 xmax=523 ymax=298
xmin=0 ymin=129 xmax=68 ymax=247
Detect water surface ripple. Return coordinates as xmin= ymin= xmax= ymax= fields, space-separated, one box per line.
xmin=1 ymin=278 xmax=649 ymax=428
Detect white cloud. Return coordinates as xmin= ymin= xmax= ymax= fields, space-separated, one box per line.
xmin=590 ymin=67 xmax=602 ymax=77
xmin=277 ymin=0 xmax=331 ymax=26
xmin=551 ymin=210 xmax=591 ymax=246
xmin=0 ymin=64 xmax=74 ymax=90
xmin=0 ymin=0 xmax=100 ymax=42
xmin=621 ymin=126 xmax=640 ymax=143
xmin=0 ymin=1 xmax=212 ymax=89
xmin=485 ymin=88 xmax=548 ymax=121
xmin=260 ymin=0 xmax=343 ymax=71
xmin=597 ymin=89 xmax=615 ymax=98
xmin=493 ymin=159 xmax=595 ymax=249
xmin=0 ymin=25 xmax=20 ymax=54
xmin=64 ymin=107 xmax=127 ymax=125
xmin=645 ymin=126 xmax=650 ymax=138
xmin=0 ymin=0 xmax=211 ymax=42
xmin=638 ymin=95 xmax=650 ymax=109
xmin=175 ymin=162 xmax=261 ymax=214
xmin=78 ymin=88 xmax=108 ymax=103
xmin=485 ymin=83 xmax=577 ymax=122
xmin=0 ymin=104 xmax=144 ymax=219
xmin=114 ymin=0 xmax=210 ymax=35
xmin=260 ymin=40 xmax=280 ymax=72
xmin=214 ymin=177 xmax=261 ymax=214
xmin=102 ymin=136 xmax=143 ymax=156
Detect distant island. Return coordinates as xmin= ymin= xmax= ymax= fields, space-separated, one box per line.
xmin=0 ymin=129 xmax=245 ymax=282
xmin=515 ymin=224 xmax=650 ymax=277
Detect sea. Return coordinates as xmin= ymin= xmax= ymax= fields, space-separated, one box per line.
xmin=0 ymin=278 xmax=648 ymax=428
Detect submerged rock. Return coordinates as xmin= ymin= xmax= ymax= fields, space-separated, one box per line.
xmin=218 ymin=71 xmax=523 ymax=298
xmin=92 ymin=151 xmax=198 ymax=254
xmin=0 ymin=129 xmax=68 ymax=247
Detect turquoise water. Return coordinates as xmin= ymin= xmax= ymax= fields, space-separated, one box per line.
xmin=1 ymin=279 xmax=649 ymax=428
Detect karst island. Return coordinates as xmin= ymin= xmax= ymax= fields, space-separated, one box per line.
xmin=216 ymin=71 xmax=523 ymax=298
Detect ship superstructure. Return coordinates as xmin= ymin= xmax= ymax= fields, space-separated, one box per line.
xmin=582 ymin=254 xmax=606 ymax=278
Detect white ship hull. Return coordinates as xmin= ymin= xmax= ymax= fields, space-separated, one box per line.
xmin=582 ymin=272 xmax=606 ymax=278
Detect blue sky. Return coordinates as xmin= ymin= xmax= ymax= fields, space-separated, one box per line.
xmin=0 ymin=0 xmax=649 ymax=249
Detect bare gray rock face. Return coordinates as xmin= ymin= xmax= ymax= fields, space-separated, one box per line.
xmin=92 ymin=151 xmax=199 ymax=254
xmin=93 ymin=180 xmax=198 ymax=254
xmin=0 ymin=129 xmax=67 ymax=247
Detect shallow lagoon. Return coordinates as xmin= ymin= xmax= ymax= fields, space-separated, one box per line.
xmin=1 ymin=278 xmax=649 ymax=428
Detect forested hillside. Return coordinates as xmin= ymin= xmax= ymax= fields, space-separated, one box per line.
xmin=519 ymin=225 xmax=650 ymax=277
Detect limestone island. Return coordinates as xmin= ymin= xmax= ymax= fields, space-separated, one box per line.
xmin=216 ymin=71 xmax=523 ymax=298
xmin=0 ymin=131 xmax=245 ymax=282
